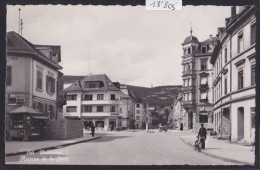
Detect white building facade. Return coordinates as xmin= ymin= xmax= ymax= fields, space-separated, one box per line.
xmin=63 ymin=74 xmax=127 ymax=130
xmin=210 ymin=6 xmax=256 ymax=143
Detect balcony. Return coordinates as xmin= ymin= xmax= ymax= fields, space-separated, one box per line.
xmin=182 ymin=70 xmax=196 ymax=78
xmin=182 ymin=86 xmax=195 ymax=93
xmin=182 ymin=100 xmax=195 ymax=107
xmin=81 ymin=112 xmax=121 ymax=117
xmin=81 ymin=99 xmax=122 ymax=105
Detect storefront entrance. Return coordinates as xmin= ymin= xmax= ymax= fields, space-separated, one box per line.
xmin=95 ymin=121 xmax=104 ymax=128
xmin=237 ymin=107 xmax=244 ymax=140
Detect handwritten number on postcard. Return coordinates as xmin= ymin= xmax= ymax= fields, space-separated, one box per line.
xmin=146 ymin=0 xmax=182 ymax=10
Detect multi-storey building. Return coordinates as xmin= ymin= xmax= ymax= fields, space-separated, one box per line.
xmin=181 ymin=30 xmax=216 ymax=132
xmin=63 ymin=74 xmax=127 ymax=130
xmin=6 ymin=31 xmax=62 ymax=138
xmin=134 ymin=98 xmax=146 ymax=129
xmin=210 ymin=6 xmax=256 ymax=143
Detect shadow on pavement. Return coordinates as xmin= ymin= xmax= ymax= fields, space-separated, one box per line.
xmin=205 ymin=148 xmax=222 ymax=150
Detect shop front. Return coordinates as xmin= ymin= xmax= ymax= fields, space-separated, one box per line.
xmin=8 ymin=106 xmax=48 ymax=141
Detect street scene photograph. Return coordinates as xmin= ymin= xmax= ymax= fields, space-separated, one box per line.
xmin=5 ymin=4 xmax=256 ymax=166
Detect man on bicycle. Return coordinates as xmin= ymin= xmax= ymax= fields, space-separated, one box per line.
xmin=198 ymin=123 xmax=207 ymax=149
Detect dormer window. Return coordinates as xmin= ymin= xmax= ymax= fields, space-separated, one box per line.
xmin=85 ymin=81 xmax=104 ymax=88
xmin=201 ymin=46 xmax=207 ymax=53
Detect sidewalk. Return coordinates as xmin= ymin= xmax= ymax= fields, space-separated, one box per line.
xmin=6 ymin=133 xmax=100 ymax=156
xmin=180 ymin=134 xmax=254 ymax=165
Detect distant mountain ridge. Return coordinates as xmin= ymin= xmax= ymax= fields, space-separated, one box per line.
xmin=127 ymin=85 xmax=182 ymax=107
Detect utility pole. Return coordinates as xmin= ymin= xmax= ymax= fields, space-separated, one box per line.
xmin=18 ymin=8 xmax=21 ymax=35
xmin=20 ymin=19 xmax=23 ymax=36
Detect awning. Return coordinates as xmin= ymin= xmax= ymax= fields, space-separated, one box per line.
xmin=201 ymin=77 xmax=207 ymax=85
xmin=31 ymin=116 xmax=49 ymax=120
xmin=200 ymin=92 xmax=207 ymax=99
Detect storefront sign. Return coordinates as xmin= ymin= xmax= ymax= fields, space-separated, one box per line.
xmin=111 ymin=113 xmax=119 ymax=116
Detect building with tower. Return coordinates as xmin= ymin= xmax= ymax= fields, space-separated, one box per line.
xmin=181 ymin=28 xmax=216 ymax=132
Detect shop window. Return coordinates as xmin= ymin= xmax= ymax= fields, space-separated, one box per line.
xmin=84 ymin=94 xmax=92 ymax=101
xmin=251 ymin=22 xmax=256 ymax=45
xmin=12 ymin=114 xmax=24 ymax=128
xmin=238 ymin=31 xmax=243 ymax=54
xmin=97 ymin=106 xmax=104 ymax=112
xmin=238 ymin=70 xmax=244 ymax=90
xmin=199 ymin=114 xmax=208 ymax=123
xmin=97 ymin=94 xmax=104 ymax=100
xmin=66 ymin=106 xmax=77 ymax=112
xmin=6 ymin=66 xmax=12 ymax=86
xmin=67 ymin=94 xmax=77 ymax=100
xmin=251 ymin=65 xmax=256 ymax=86
xmin=36 ymin=70 xmax=43 ymax=90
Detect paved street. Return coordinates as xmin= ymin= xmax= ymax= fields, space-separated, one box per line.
xmin=6 ymin=130 xmax=240 ymax=165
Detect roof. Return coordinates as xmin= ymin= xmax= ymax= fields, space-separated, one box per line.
xmin=9 ymin=106 xmax=42 ymax=114
xmin=201 ymin=37 xmax=217 ymax=45
xmin=182 ymin=35 xmax=199 ymax=45
xmin=63 ymin=74 xmax=120 ymax=92
xmin=34 ymin=44 xmax=61 ymax=62
xmin=7 ymin=31 xmax=62 ymax=70
xmin=63 ymin=75 xmax=86 ymax=84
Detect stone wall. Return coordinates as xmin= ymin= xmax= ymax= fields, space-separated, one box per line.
xmin=44 ymin=117 xmax=83 ymax=140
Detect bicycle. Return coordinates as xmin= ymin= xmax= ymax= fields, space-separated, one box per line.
xmin=194 ymin=136 xmax=202 ymax=152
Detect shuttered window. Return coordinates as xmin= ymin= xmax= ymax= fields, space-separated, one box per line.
xmin=251 ymin=22 xmax=256 ymax=45
xmin=36 ymin=70 xmax=43 ymax=90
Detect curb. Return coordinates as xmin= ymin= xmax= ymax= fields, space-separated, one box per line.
xmin=179 ymin=137 xmax=253 ymax=166
xmin=6 ymin=136 xmax=101 ymax=157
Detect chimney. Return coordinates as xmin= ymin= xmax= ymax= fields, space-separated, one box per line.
xmin=231 ymin=6 xmax=236 ymax=17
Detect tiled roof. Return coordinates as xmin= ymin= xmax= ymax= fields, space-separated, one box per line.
xmin=9 ymin=106 xmax=42 ymax=114
xmin=63 ymin=74 xmax=120 ymax=92
xmin=63 ymin=75 xmax=86 ymax=84
xmin=201 ymin=37 xmax=217 ymax=45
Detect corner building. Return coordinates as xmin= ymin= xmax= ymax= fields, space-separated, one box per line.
xmin=210 ymin=6 xmax=256 ymax=143
xmin=181 ymin=31 xmax=216 ymax=132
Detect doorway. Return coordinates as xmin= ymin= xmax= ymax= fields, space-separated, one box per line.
xmin=237 ymin=107 xmax=244 ymax=140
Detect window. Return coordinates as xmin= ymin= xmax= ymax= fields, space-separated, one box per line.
xmin=46 ymin=76 xmax=55 ymax=94
xmin=84 ymin=94 xmax=92 ymax=101
xmin=85 ymin=81 xmax=104 ymax=88
xmin=83 ymin=106 xmax=92 ymax=112
xmin=187 ymin=93 xmax=189 ymax=101
xmin=201 ymin=61 xmax=207 ymax=70
xmin=224 ymin=77 xmax=227 ymax=95
xmin=201 ymin=46 xmax=207 ymax=53
xmin=199 ymin=114 xmax=208 ymax=123
xmin=67 ymin=95 xmax=77 ymax=100
xmin=36 ymin=70 xmax=43 ymax=90
xmin=8 ymin=94 xmax=17 ymax=105
xmin=136 ymin=116 xmax=140 ymax=120
xmin=136 ymin=104 xmax=140 ymax=108
xmin=66 ymin=106 xmax=77 ymax=112
xmin=111 ymin=94 xmax=116 ymax=100
xmin=251 ymin=22 xmax=256 ymax=45
xmin=183 ymin=79 xmax=186 ymax=87
xmin=6 ymin=66 xmax=12 ymax=86
xmin=97 ymin=94 xmax=104 ymax=100
xmin=136 ymin=110 xmax=140 ymax=114
xmin=251 ymin=107 xmax=255 ymax=128
xmin=49 ymin=105 xmax=56 ymax=120
xmin=200 ymin=92 xmax=208 ymax=100
xmin=188 ymin=47 xmax=191 ymax=54
xmin=238 ymin=32 xmax=243 ymax=54
xmin=97 ymin=106 xmax=104 ymax=112
xmin=251 ymin=65 xmax=256 ymax=86
xmin=110 ymin=106 xmax=115 ymax=112
xmin=224 ymin=48 xmax=227 ymax=64
xmin=200 ymin=77 xmax=207 ymax=85
xmin=120 ymin=108 xmax=122 ymax=113
xmin=238 ymin=70 xmax=243 ymax=90
xmin=36 ymin=102 xmax=42 ymax=111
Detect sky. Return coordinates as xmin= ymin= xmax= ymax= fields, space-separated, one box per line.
xmin=7 ymin=5 xmax=231 ymax=87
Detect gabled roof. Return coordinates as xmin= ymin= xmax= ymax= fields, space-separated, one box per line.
xmin=34 ymin=44 xmax=61 ymax=62
xmin=7 ymin=31 xmax=62 ymax=70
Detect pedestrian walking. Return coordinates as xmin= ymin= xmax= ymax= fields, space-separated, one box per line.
xmin=91 ymin=123 xmax=95 ymax=137
xmin=111 ymin=123 xmax=114 ymax=131
xmin=198 ymin=123 xmax=207 ymax=149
